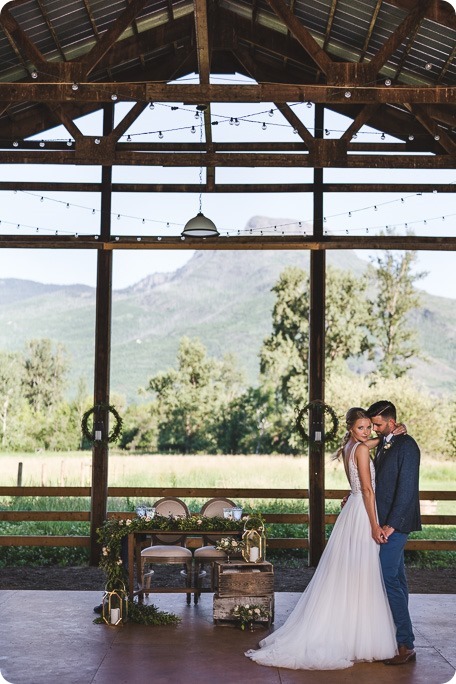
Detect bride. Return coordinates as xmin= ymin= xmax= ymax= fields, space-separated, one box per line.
xmin=246 ymin=407 xmax=398 ymax=670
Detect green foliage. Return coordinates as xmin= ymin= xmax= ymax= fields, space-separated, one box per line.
xmin=367 ymin=245 xmax=425 ymax=378
xmin=22 ymin=339 xmax=68 ymax=412
xmin=147 ymin=337 xmax=245 ymax=453
xmin=126 ymin=602 xmax=181 ymax=626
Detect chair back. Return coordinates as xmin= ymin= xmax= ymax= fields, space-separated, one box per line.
xmin=153 ymin=496 xmax=190 ymax=545
xmin=200 ymin=497 xmax=237 ymax=545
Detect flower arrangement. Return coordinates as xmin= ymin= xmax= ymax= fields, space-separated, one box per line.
xmin=215 ymin=536 xmax=245 ymax=557
xmin=232 ymin=603 xmax=271 ymax=630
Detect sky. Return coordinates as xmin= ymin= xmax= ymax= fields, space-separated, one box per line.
xmin=0 ymin=1 xmax=455 ymax=299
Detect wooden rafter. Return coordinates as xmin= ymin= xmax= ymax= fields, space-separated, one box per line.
xmin=359 ymin=0 xmax=382 ymax=63
xmin=437 ymin=44 xmax=456 ymax=84
xmin=265 ymin=0 xmax=333 ymax=76
xmin=108 ymin=101 xmax=148 ymax=143
xmin=391 ymin=20 xmax=420 ymax=82
xmin=81 ymin=0 xmax=150 ymax=76
xmin=36 ymin=0 xmax=67 ymax=62
xmin=406 ymin=104 xmax=456 ymax=154
xmin=368 ymin=0 xmax=431 ymax=78
xmin=49 ymin=105 xmax=84 ymax=141
xmin=322 ymin=0 xmax=338 ymax=53
xmin=341 ymin=104 xmax=380 ymax=141
xmin=274 ymin=103 xmax=314 ymax=149
xmin=82 ymin=0 xmax=100 ymax=39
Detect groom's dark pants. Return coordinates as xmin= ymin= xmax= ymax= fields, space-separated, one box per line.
xmin=380 ymin=531 xmax=414 ymax=649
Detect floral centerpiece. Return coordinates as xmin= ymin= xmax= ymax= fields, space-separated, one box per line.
xmin=232 ymin=603 xmax=271 ymax=630
xmin=215 ymin=536 xmax=245 ymax=562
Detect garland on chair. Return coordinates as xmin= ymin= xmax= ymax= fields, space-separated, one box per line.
xmin=81 ymin=403 xmax=123 ymax=446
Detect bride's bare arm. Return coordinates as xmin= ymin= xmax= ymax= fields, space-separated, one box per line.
xmin=355 ymin=444 xmax=386 ymax=545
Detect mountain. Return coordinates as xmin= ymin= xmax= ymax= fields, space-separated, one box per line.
xmin=0 ymin=242 xmax=455 ymax=402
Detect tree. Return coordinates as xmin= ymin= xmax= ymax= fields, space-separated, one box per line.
xmin=0 ymin=351 xmax=24 ymax=447
xmin=260 ymin=266 xmax=373 ymax=406
xmin=147 ymin=337 xmax=244 ymax=453
xmin=367 ymin=246 xmax=425 ymax=378
xmin=22 ymin=339 xmax=68 ymax=413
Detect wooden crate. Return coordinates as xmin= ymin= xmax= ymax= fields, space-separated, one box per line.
xmin=215 ymin=560 xmax=274 ymax=597
xmin=213 ymin=594 xmax=274 ymax=625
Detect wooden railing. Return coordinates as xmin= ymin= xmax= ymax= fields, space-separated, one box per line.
xmin=0 ymin=486 xmax=455 ymax=552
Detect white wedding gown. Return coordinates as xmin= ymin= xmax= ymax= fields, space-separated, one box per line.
xmin=246 ymin=443 xmax=397 ymax=670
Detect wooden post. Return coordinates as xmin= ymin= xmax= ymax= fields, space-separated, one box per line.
xmin=90 ymin=104 xmax=114 ymax=565
xmin=17 ymin=462 xmax=22 ymax=487
xmin=308 ymin=104 xmax=326 ymax=566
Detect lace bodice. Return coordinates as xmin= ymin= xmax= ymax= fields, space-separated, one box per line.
xmin=346 ymin=443 xmax=375 ymax=494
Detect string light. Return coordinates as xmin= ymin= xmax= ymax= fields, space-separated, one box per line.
xmin=262 ymin=122 xmax=267 ymax=130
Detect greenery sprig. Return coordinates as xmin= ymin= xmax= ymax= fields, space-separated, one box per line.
xmin=81 ymin=403 xmax=123 ymax=446
xmin=295 ymin=400 xmax=339 ymax=445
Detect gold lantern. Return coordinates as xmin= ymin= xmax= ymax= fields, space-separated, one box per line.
xmin=102 ymin=582 xmax=128 ymax=626
xmin=242 ymin=516 xmax=266 ymax=563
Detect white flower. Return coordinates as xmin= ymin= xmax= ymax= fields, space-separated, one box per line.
xmin=118 ymin=520 xmax=124 ymax=525
xmin=116 ymin=559 xmax=123 ymax=565
xmin=254 ymin=608 xmax=261 ymax=614
xmin=126 ymin=519 xmax=132 ymax=526
xmin=245 ymin=604 xmax=250 ymax=609
xmin=102 ymin=547 xmax=108 ymax=556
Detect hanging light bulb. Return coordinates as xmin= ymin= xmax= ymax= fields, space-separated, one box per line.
xmin=182 ymin=116 xmax=219 ymax=239
xmin=262 ymin=122 xmax=267 ymax=130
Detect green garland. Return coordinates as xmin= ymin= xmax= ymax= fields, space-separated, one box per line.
xmin=81 ymin=403 xmax=123 ymax=446
xmin=97 ymin=513 xmax=246 ymax=587
xmin=295 ymin=400 xmax=339 ymax=445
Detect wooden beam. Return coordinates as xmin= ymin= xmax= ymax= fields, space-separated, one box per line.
xmin=90 ymin=104 xmax=114 ymax=566
xmin=265 ymin=0 xmax=333 ymax=75
xmin=36 ymin=0 xmax=67 ymax=62
xmin=1 ymin=235 xmax=456 ymax=251
xmin=2 ymin=148 xmax=456 ymax=168
xmin=193 ymin=0 xmax=211 ymax=83
xmin=108 ymin=101 xmax=148 ymax=143
xmin=2 ymin=181 xmax=455 ymax=194
xmin=308 ymin=105 xmax=325 ymax=567
xmin=2 ymin=82 xmax=456 ymax=104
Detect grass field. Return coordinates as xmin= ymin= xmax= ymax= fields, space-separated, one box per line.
xmin=0 ymin=451 xmax=454 ymax=568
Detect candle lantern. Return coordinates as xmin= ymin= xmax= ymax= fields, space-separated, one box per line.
xmin=241 ymin=516 xmax=266 ymax=563
xmin=102 ymin=582 xmax=128 ymax=626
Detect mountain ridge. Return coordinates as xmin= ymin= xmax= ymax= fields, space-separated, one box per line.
xmin=0 ymin=248 xmax=455 ymax=401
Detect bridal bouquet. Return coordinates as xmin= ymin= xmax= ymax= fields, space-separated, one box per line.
xmin=232 ymin=603 xmax=271 ymax=630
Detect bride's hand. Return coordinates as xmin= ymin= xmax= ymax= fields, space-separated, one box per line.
xmin=392 ymin=422 xmax=407 ymax=436
xmin=372 ymin=525 xmax=388 ymax=545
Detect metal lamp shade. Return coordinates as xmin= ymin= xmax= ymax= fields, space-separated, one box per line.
xmin=181 ymin=212 xmax=219 ymax=238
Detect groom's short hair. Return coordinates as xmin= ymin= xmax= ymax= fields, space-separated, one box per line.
xmin=367 ymin=400 xmax=397 ymax=421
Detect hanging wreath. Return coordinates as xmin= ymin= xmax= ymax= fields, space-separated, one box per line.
xmin=295 ymin=400 xmax=339 ymax=445
xmin=81 ymin=403 xmax=123 ymax=446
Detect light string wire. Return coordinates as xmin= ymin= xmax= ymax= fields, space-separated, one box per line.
xmin=0 ymin=183 xmax=454 ymax=238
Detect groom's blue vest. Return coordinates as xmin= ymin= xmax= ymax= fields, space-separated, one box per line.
xmin=375 ymin=434 xmax=422 ymax=534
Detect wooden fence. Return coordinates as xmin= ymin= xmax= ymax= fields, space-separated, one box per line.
xmin=0 ymin=486 xmax=455 ymax=552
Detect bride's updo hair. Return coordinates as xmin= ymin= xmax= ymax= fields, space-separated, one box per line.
xmin=333 ymin=407 xmax=369 ymax=460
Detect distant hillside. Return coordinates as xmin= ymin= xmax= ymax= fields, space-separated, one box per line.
xmin=0 ymin=240 xmax=455 ymax=401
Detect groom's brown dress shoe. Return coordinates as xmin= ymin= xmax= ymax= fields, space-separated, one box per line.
xmin=383 ymin=645 xmax=416 ymax=666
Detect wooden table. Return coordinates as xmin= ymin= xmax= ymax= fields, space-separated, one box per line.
xmin=126 ymin=528 xmax=242 ymax=600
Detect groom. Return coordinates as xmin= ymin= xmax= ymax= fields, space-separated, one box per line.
xmin=367 ymin=400 xmax=421 ymax=666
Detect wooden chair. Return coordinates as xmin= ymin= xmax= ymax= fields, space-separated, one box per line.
xmin=139 ymin=496 xmax=193 ymax=604
xmin=193 ymin=497 xmax=237 ymax=601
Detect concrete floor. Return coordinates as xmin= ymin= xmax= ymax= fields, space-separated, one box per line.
xmin=0 ymin=591 xmax=454 ymax=684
